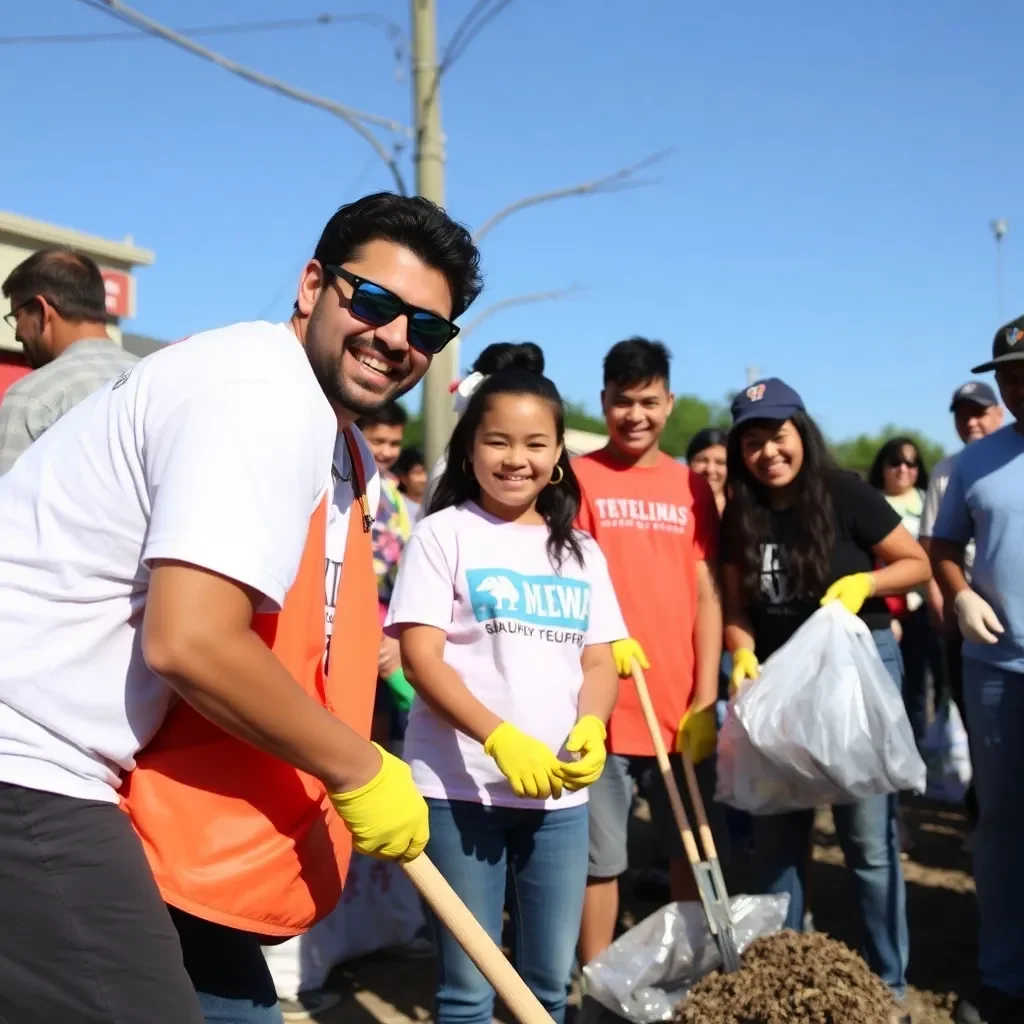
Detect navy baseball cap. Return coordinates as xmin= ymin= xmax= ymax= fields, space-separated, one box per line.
xmin=949 ymin=380 xmax=998 ymax=411
xmin=730 ymin=377 xmax=806 ymax=427
xmin=972 ymin=316 xmax=1024 ymax=373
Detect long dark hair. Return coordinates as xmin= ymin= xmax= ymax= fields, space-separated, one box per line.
xmin=686 ymin=427 xmax=728 ymax=463
xmin=726 ymin=410 xmax=838 ymax=603
xmin=868 ymin=436 xmax=930 ymax=492
xmin=429 ymin=367 xmax=584 ymax=570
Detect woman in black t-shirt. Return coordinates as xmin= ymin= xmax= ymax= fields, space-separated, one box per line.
xmin=720 ymin=379 xmax=930 ymax=1013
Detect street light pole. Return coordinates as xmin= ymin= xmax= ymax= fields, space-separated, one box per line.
xmin=991 ymin=219 xmax=1008 ymax=323
xmin=411 ymin=0 xmax=454 ymax=467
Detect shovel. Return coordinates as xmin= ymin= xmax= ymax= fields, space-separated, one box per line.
xmin=403 ymin=854 xmax=555 ymax=1024
xmin=630 ymin=660 xmax=742 ymax=973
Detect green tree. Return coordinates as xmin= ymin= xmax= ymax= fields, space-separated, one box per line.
xmin=565 ymin=401 xmax=608 ymax=435
xmin=830 ymin=426 xmax=946 ymax=478
xmin=661 ymin=395 xmax=732 ymax=458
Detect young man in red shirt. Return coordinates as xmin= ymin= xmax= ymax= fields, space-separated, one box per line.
xmin=573 ymin=337 xmax=723 ymax=964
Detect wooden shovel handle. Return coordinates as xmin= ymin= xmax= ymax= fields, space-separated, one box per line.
xmin=630 ymin=661 xmax=702 ymax=870
xmin=403 ymin=854 xmax=553 ymax=1024
xmin=681 ymin=748 xmax=721 ymax=864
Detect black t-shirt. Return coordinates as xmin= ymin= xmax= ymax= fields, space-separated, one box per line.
xmin=721 ymin=471 xmax=901 ymax=659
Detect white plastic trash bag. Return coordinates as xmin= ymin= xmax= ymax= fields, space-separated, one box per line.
xmin=264 ymin=853 xmax=425 ymax=999
xmin=581 ymin=895 xmax=790 ymax=1023
xmin=922 ymin=700 xmax=972 ymax=804
xmin=716 ymin=603 xmax=926 ymax=815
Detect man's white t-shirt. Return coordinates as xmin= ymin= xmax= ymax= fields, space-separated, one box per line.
xmin=0 ymin=321 xmax=346 ymax=804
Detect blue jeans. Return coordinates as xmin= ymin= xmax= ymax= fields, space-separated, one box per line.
xmin=425 ymin=799 xmax=589 ymax=1024
xmin=169 ymin=907 xmax=282 ymax=1024
xmin=964 ymin=657 xmax=1024 ymax=997
xmin=750 ymin=628 xmax=909 ymax=999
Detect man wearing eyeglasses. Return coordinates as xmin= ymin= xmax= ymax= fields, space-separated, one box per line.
xmin=0 ymin=192 xmax=482 ymax=1024
xmin=0 ymin=247 xmax=137 ymax=474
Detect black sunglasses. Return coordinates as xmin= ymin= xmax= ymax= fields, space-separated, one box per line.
xmin=886 ymin=456 xmax=919 ymax=469
xmin=325 ymin=265 xmax=458 ymax=355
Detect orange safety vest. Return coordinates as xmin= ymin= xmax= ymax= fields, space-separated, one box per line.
xmin=121 ymin=429 xmax=379 ymax=938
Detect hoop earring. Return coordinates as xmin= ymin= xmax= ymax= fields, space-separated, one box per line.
xmin=549 ymin=465 xmax=564 ymax=486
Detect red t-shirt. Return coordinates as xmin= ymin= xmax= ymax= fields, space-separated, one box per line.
xmin=573 ymin=449 xmax=719 ymax=756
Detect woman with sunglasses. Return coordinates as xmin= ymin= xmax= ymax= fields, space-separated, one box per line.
xmin=721 ymin=380 xmax=930 ymax=1021
xmin=869 ymin=437 xmax=943 ymax=749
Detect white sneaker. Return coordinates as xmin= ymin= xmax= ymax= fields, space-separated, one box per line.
xmin=279 ymin=989 xmax=342 ymax=1021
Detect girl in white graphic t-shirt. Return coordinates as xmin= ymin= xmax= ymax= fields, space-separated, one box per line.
xmin=385 ymin=364 xmax=625 ymax=1024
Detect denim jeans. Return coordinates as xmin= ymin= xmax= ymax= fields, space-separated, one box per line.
xmin=169 ymin=907 xmax=283 ymax=1024
xmin=425 ymin=798 xmax=589 ymax=1024
xmin=750 ymin=628 xmax=909 ymax=999
xmin=963 ymin=657 xmax=1024 ymax=997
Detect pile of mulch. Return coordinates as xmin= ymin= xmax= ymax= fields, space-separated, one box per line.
xmin=675 ymin=931 xmax=896 ymax=1024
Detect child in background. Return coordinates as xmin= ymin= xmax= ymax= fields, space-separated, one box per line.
xmin=386 ymin=362 xmax=625 ymax=1024
xmin=357 ymin=404 xmax=416 ymax=738
xmin=394 ymin=447 xmax=428 ymax=520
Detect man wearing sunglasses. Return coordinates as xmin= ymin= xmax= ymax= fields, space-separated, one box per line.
xmin=0 ymin=192 xmax=482 ymax=1024
xmin=0 ymin=246 xmax=138 ymax=474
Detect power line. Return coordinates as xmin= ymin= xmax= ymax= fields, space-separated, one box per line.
xmin=0 ymin=11 xmax=403 ymax=47
xmin=72 ymin=0 xmax=409 ymax=193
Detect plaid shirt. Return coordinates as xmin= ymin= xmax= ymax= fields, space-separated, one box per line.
xmin=0 ymin=338 xmax=138 ymax=475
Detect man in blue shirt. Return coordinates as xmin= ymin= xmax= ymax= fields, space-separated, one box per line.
xmin=932 ymin=316 xmax=1024 ymax=1024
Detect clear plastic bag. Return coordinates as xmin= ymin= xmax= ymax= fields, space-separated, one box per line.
xmin=716 ymin=603 xmax=926 ymax=815
xmin=580 ymin=895 xmax=790 ymax=1023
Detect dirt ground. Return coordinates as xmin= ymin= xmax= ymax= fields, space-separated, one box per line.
xmin=316 ymin=795 xmax=976 ymax=1024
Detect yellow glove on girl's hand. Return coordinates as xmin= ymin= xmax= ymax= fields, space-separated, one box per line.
xmin=484 ymin=723 xmax=563 ymax=800
xmin=556 ymin=715 xmax=607 ymax=791
xmin=329 ymin=743 xmax=429 ymax=862
xmin=675 ymin=707 xmax=717 ymax=764
xmin=820 ymin=572 xmax=875 ymax=616
xmin=612 ymin=638 xmax=650 ymax=677
xmin=730 ymin=648 xmax=760 ymax=695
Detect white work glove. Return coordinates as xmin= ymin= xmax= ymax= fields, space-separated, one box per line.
xmin=954 ymin=589 xmax=1005 ymax=645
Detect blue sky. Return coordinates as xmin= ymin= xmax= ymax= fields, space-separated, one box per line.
xmin=4 ymin=1 xmax=1023 ymax=450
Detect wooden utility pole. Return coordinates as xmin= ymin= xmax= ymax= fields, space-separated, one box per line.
xmin=411 ymin=0 xmax=453 ymax=467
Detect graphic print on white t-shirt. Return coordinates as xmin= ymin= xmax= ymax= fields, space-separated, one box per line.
xmin=384 ymin=502 xmax=627 ymax=810
xmin=467 ymin=568 xmax=591 ymax=645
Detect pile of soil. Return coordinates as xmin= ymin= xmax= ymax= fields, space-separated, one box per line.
xmin=675 ymin=930 xmax=896 ymax=1024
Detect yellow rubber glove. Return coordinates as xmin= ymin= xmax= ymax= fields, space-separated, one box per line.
xmin=555 ymin=715 xmax=607 ymax=791
xmin=329 ymin=743 xmax=429 ymax=862
xmin=820 ymin=572 xmax=875 ymax=616
xmin=730 ymin=648 xmax=760 ymax=695
xmin=484 ymin=723 xmax=563 ymax=800
xmin=611 ymin=638 xmax=650 ymax=678
xmin=675 ymin=706 xmax=717 ymax=764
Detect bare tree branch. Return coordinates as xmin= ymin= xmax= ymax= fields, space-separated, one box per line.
xmin=80 ymin=0 xmax=410 ymax=194
xmin=472 ymin=150 xmax=674 ymax=245
xmin=459 ymin=285 xmax=584 ymax=339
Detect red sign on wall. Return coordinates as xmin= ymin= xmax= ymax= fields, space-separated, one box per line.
xmin=101 ymin=269 xmax=134 ymax=319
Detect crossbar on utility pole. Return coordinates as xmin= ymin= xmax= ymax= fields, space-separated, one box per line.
xmin=412 ymin=0 xmax=454 ymax=468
